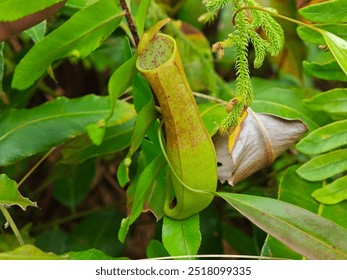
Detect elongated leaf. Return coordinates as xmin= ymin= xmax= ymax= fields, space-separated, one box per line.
xmin=199 ymin=103 xmax=228 ymax=136
xmin=146 ymin=240 xmax=169 ymax=258
xmin=251 ymin=88 xmax=328 ymax=130
xmin=162 ymin=214 xmax=201 ymax=257
xmin=35 ymin=227 xmax=68 ymax=254
xmin=116 ymin=98 xmax=157 ymax=187
xmin=297 ymin=149 xmax=347 ymax=181
xmin=61 ymin=119 xmax=134 ymax=164
xmin=66 ymin=210 xmax=124 ymax=256
xmin=218 ymin=192 xmax=347 ymax=259
xmin=108 ymin=54 xmax=138 ymax=119
xmin=299 ymin=0 xmax=347 ymax=23
xmin=127 ymin=98 xmax=157 ymax=157
xmin=12 ymin=0 xmax=124 ymax=90
xmin=132 ymin=73 xmax=153 ymax=113
xmin=134 ymin=0 xmax=151 ymax=36
xmin=24 ymin=21 xmax=46 ymax=43
xmin=64 ymin=249 xmax=121 ymax=260
xmin=87 ymin=55 xmax=138 ymax=145
xmin=312 ymin=176 xmax=347 ymax=204
xmin=129 ymin=153 xmax=166 ymax=224
xmin=52 ymin=160 xmax=95 ymax=209
xmin=262 ymin=166 xmax=347 ymax=259
xmin=322 ymin=30 xmax=347 ymax=75
xmin=303 ymin=60 xmax=347 ymax=81
xmin=0 ymin=94 xmax=135 ymax=166
xmin=66 ymin=0 xmax=98 ymax=9
xmin=297 ymin=24 xmax=347 ymax=45
xmin=0 ymin=174 xmax=37 ymax=209
xmin=303 ymin=88 xmax=347 ymax=115
xmin=0 ymin=0 xmax=64 ymax=21
xmin=296 ymin=120 xmax=347 ymax=155
xmin=0 ymin=245 xmax=62 ymax=260
xmin=118 ymin=154 xmax=167 ymax=243
xmin=262 ymin=166 xmax=321 ymax=259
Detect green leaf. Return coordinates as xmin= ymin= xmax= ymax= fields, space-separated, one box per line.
xmin=303 ymin=60 xmax=347 ymax=81
xmin=263 ymin=166 xmax=347 ymax=259
xmin=251 ymin=88 xmax=327 ymax=130
xmin=222 ymin=223 xmax=258 ymax=256
xmin=132 ymin=73 xmax=153 ymax=113
xmin=296 ymin=120 xmax=347 ymax=155
xmin=66 ymin=0 xmax=98 ymax=9
xmin=146 ymin=168 xmax=167 ymax=220
xmin=262 ymin=166 xmax=322 ymax=259
xmin=146 ymin=240 xmax=169 ymax=258
xmin=60 ymin=119 xmax=135 ymax=164
xmin=87 ymin=53 xmax=138 ymax=147
xmin=297 ymin=24 xmax=347 ymax=45
xmin=0 ymin=94 xmax=135 ymax=166
xmin=24 ymin=21 xmax=46 ymax=43
xmin=65 ymin=210 xmax=124 ymax=257
xmin=108 ymin=54 xmax=138 ymax=121
xmin=199 ymin=103 xmax=228 ymax=136
xmin=127 ymin=98 xmax=157 ymax=158
xmin=162 ymin=214 xmax=201 ymax=257
xmin=297 ymin=149 xmax=347 ymax=181
xmin=129 ymin=153 xmax=166 ymax=225
xmin=35 ymin=227 xmax=68 ymax=254
xmin=0 ymin=174 xmax=37 ymax=210
xmin=299 ymin=0 xmax=347 ymax=23
xmin=218 ymin=192 xmax=347 ymax=259
xmin=118 ymin=154 xmax=167 ymax=243
xmin=12 ymin=0 xmax=124 ymax=90
xmin=0 ymin=0 xmax=64 ymax=21
xmin=0 ymin=224 xmax=35 ymax=252
xmin=116 ymin=160 xmax=130 ymax=188
xmin=321 ymin=30 xmax=347 ymax=75
xmin=52 ymin=160 xmax=95 ymax=210
xmin=116 ymin=98 xmax=157 ymax=187
xmin=0 ymin=245 xmax=62 ymax=260
xmin=64 ymin=249 xmax=121 ymax=260
xmin=134 ymin=0 xmax=151 ymax=36
xmin=312 ymin=176 xmax=347 ymax=205
xmin=303 ymin=88 xmax=347 ymax=115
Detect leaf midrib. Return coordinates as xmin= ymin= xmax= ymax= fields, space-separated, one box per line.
xmin=0 ymin=109 xmax=109 ymax=142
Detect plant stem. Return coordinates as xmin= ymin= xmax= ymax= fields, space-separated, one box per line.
xmin=233 ymin=5 xmax=323 ymax=34
xmin=192 ymin=91 xmax=227 ymax=104
xmin=120 ymin=0 xmax=140 ymax=47
xmin=18 ymin=147 xmax=55 ymax=188
xmin=0 ymin=205 xmax=24 ymax=246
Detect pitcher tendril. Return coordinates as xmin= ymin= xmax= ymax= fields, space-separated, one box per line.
xmin=202 ymin=0 xmax=285 ymax=134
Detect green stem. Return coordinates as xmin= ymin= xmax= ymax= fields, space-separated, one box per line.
xmin=233 ymin=5 xmax=323 ymax=34
xmin=18 ymin=147 xmax=55 ymax=188
xmin=0 ymin=205 xmax=24 ymax=246
xmin=32 ymin=204 xmax=117 ymax=233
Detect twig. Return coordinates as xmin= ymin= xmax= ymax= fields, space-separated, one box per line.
xmin=0 ymin=205 xmax=24 ymax=246
xmin=18 ymin=147 xmax=56 ymax=187
xmin=120 ymin=0 xmax=140 ymax=47
xmin=192 ymin=91 xmax=227 ymax=105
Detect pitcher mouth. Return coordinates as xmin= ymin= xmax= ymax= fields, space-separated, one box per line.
xmin=137 ymin=33 xmax=175 ymax=71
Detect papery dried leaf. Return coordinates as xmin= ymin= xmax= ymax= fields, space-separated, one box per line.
xmin=214 ymin=109 xmax=307 ymax=186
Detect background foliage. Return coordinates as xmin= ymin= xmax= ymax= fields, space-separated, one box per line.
xmin=0 ymin=0 xmax=346 ymax=259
